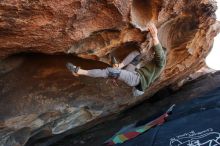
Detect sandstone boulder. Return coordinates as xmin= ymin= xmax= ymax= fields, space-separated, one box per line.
xmin=0 ymin=0 xmax=220 ymax=146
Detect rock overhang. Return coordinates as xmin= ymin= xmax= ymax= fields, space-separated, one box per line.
xmin=0 ymin=0 xmax=220 ymax=146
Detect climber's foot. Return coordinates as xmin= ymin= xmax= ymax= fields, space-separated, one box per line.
xmin=66 ymin=62 xmax=80 ymax=76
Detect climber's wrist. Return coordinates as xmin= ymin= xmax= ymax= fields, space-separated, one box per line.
xmin=152 ymin=37 xmax=159 ymax=45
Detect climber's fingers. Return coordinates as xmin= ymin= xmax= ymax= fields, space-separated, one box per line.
xmin=146 ymin=24 xmax=150 ymax=31
xmin=149 ymin=24 xmax=155 ymax=33
xmin=148 ymin=23 xmax=158 ymax=38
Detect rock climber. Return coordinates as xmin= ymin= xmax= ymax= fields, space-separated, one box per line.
xmin=66 ymin=23 xmax=166 ymax=96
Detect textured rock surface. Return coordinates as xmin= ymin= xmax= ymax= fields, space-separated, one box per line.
xmin=51 ymin=71 xmax=220 ymax=146
xmin=0 ymin=0 xmax=220 ymax=146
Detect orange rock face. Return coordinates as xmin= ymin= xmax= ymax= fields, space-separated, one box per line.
xmin=0 ymin=0 xmax=219 ymax=59
xmin=0 ymin=0 xmax=220 ymax=145
xmin=1 ymin=0 xmax=219 ymax=91
xmin=0 ymin=0 xmax=123 ymax=58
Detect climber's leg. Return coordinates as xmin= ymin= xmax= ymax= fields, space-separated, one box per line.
xmin=77 ymin=68 xmax=109 ymax=78
xmin=118 ymin=69 xmax=140 ymax=87
xmin=111 ymin=50 xmax=140 ymax=69
xmin=78 ymin=68 xmax=140 ymax=87
xmin=120 ymin=50 xmax=141 ymax=73
xmin=120 ymin=50 xmax=140 ymax=68
xmin=66 ymin=63 xmax=140 ymax=87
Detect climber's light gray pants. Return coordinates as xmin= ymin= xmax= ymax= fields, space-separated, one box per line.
xmin=85 ymin=51 xmax=141 ymax=87
xmin=86 ymin=68 xmax=140 ymax=87
xmin=84 ymin=51 xmax=144 ymax=96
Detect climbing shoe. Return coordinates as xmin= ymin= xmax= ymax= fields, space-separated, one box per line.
xmin=66 ymin=62 xmax=79 ymax=73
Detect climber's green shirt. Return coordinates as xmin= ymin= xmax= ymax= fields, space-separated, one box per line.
xmin=136 ymin=43 xmax=166 ymax=91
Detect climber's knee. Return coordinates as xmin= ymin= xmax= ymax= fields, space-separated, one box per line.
xmin=107 ymin=68 xmax=121 ymax=79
